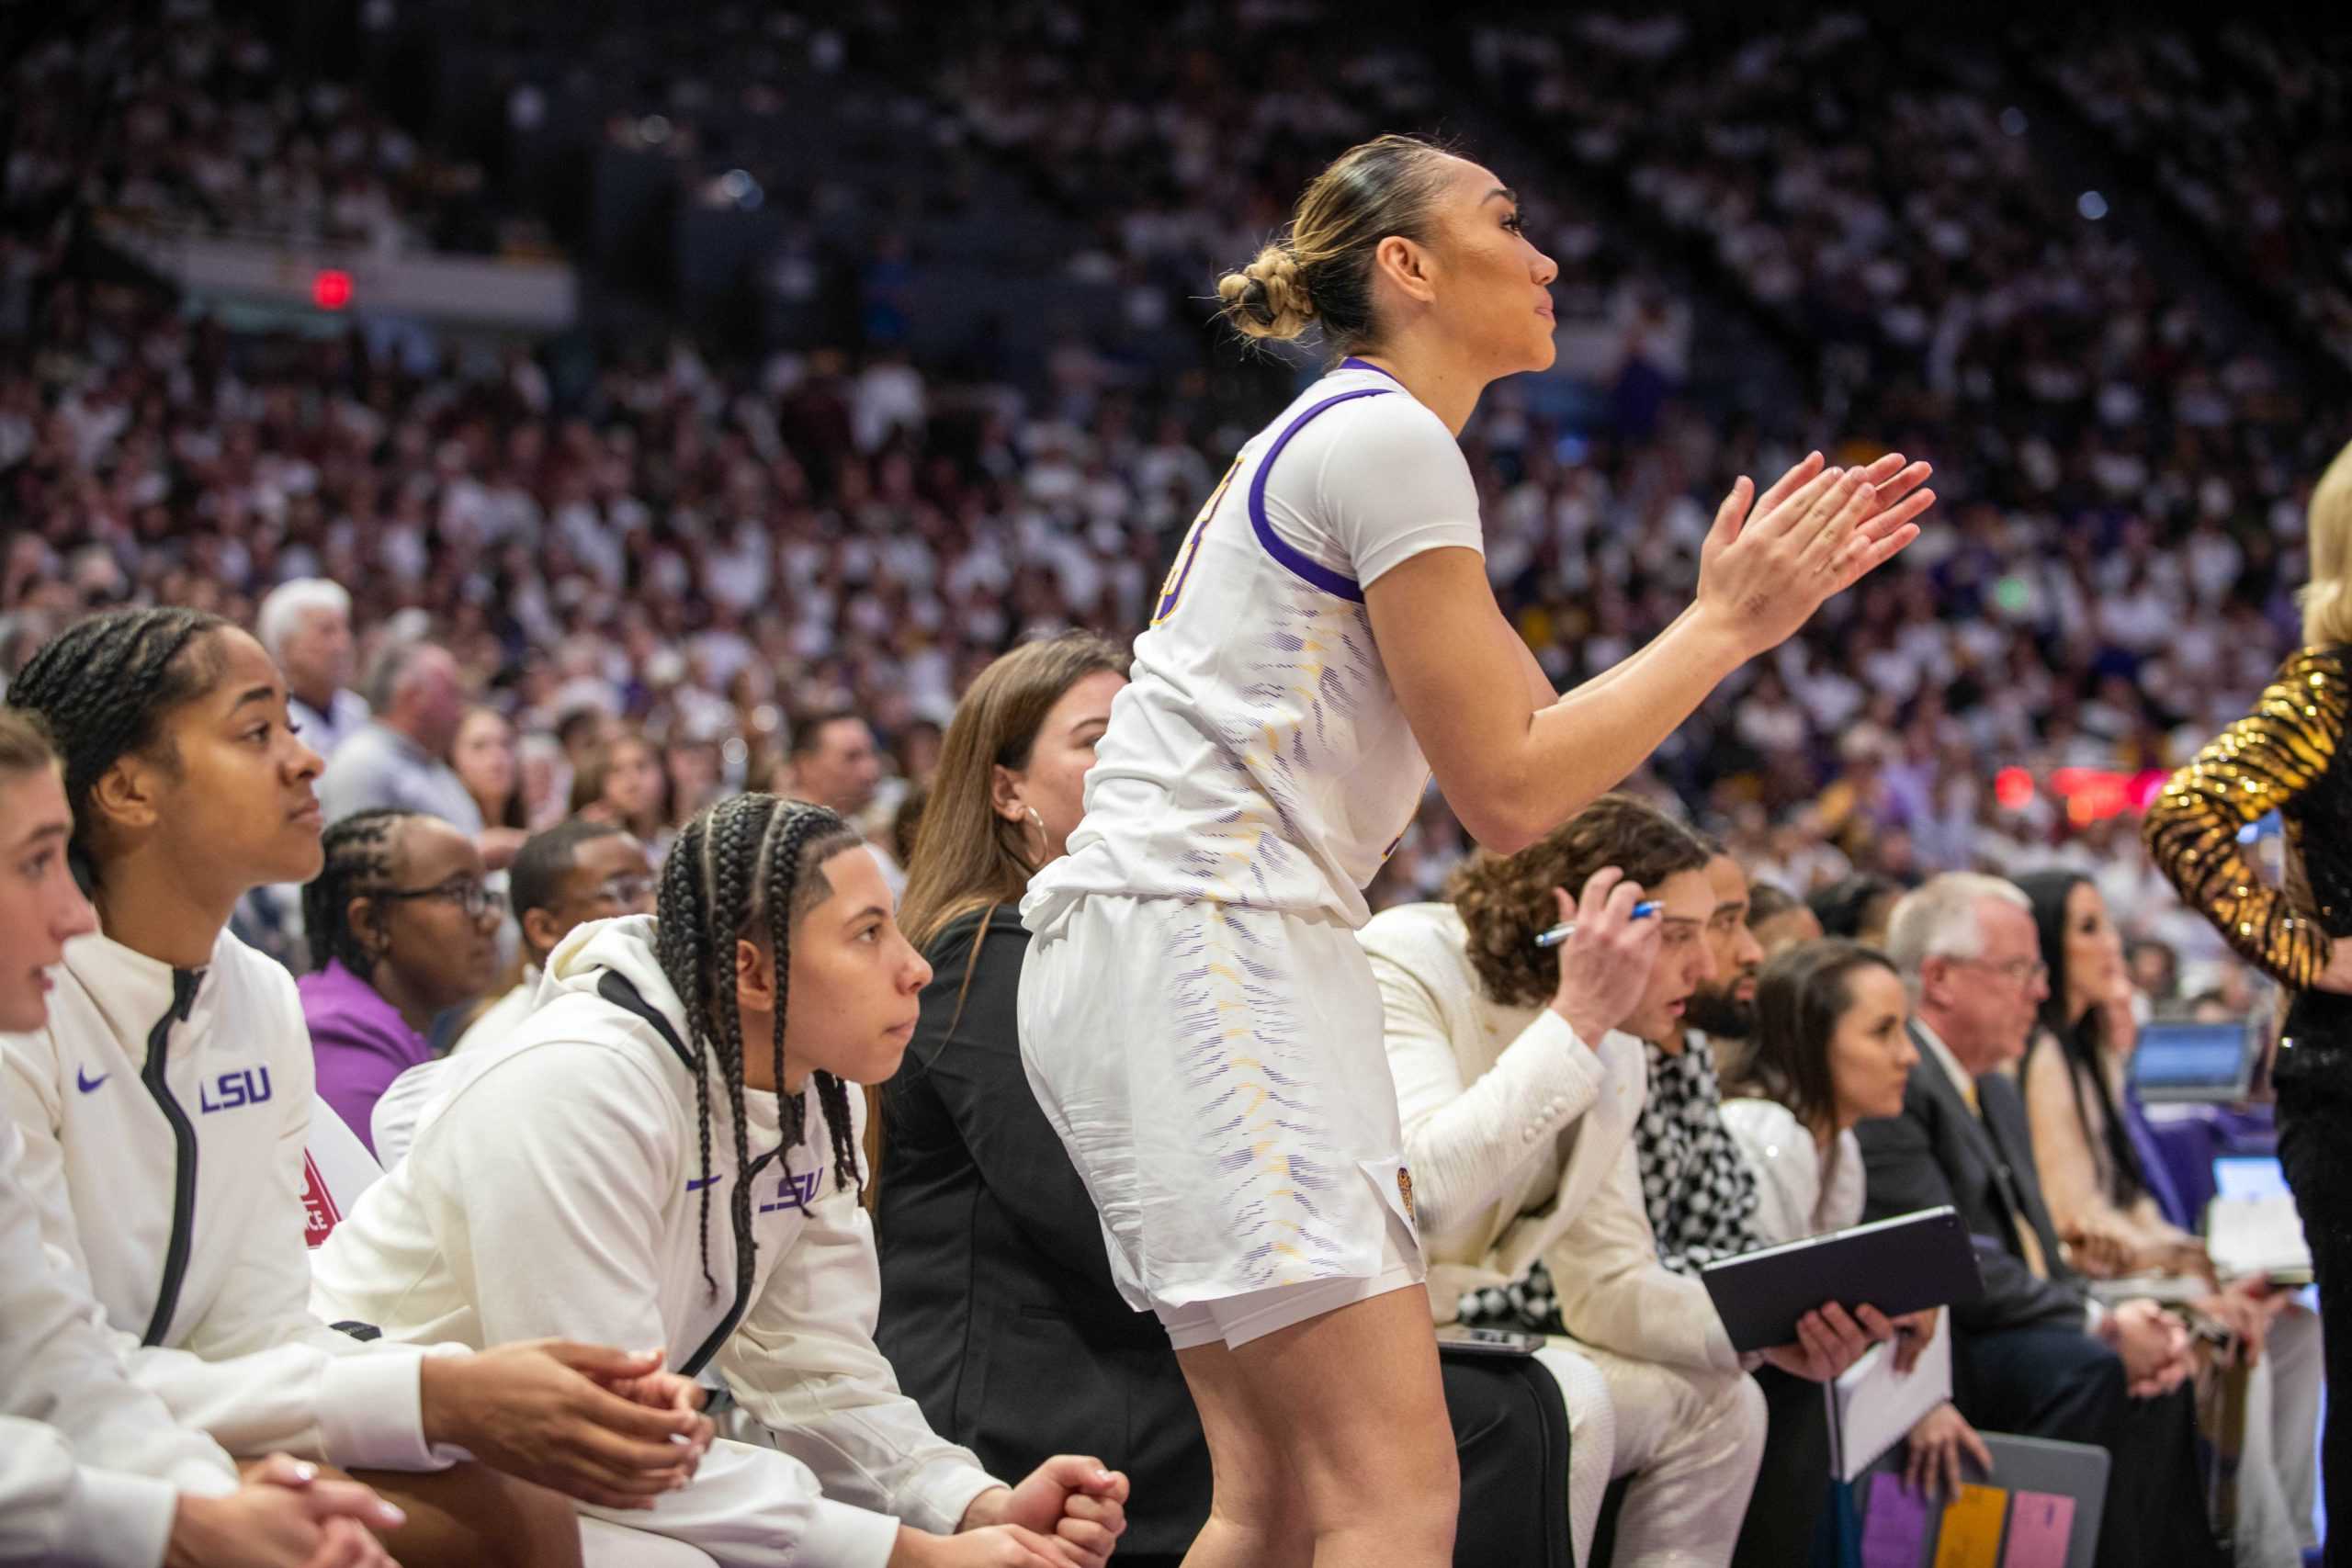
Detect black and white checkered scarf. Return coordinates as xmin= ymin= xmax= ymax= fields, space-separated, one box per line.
xmin=1458 ymin=1031 xmax=1760 ymax=1334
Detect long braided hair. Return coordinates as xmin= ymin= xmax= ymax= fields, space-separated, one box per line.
xmin=5 ymin=607 xmax=230 ymax=888
xmin=302 ymin=809 xmax=421 ymax=976
xmin=654 ymin=793 xmax=867 ymax=1298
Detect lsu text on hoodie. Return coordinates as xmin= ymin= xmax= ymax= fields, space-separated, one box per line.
xmin=0 ymin=928 xmax=457 ymax=1472
xmin=310 ymin=915 xmax=1003 ymax=1568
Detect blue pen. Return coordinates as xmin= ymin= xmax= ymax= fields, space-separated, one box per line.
xmin=1533 ymin=900 xmax=1661 ymax=948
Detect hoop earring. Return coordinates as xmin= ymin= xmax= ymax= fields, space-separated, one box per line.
xmin=1023 ymin=807 xmax=1047 ymax=863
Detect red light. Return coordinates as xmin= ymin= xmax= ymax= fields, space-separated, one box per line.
xmin=311 ymin=269 xmax=353 ymax=310
xmin=1994 ymin=767 xmax=2034 ymax=811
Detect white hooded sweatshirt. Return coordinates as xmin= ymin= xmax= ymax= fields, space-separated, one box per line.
xmin=0 ymin=1114 xmax=242 ymax=1568
xmin=310 ymin=915 xmax=1001 ymax=1568
xmin=0 ymin=928 xmax=452 ymax=1472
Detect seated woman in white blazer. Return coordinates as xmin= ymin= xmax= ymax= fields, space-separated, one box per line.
xmin=1362 ymin=795 xmax=1882 ymax=1568
xmin=1719 ymin=939 xmax=1990 ymax=1499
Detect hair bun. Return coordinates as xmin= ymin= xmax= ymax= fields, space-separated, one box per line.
xmin=1216 ymin=244 xmax=1317 ymax=342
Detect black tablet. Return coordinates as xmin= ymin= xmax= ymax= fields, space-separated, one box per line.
xmin=1700 ymin=1204 xmax=1984 ymax=1353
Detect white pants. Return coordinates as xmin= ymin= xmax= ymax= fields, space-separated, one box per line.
xmin=1537 ymin=1343 xmax=1765 ymax=1568
xmin=2233 ymin=1305 xmax=2324 ymax=1565
xmin=580 ymin=1517 xmax=718 ymax=1566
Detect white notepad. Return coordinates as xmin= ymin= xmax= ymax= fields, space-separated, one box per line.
xmin=1829 ymin=1309 xmax=1954 ymax=1483
xmin=2207 ymin=1194 xmax=2312 ymax=1282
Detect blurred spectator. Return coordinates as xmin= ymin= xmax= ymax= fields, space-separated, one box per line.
xmin=775 ymin=710 xmax=899 ymax=886
xmin=319 ymin=641 xmax=526 ymax=867
xmin=2015 ymin=870 xmax=2321 ymax=1563
xmin=365 ymin=818 xmax=661 ymax=1167
xmin=1807 ymin=874 xmax=1904 ymax=948
xmin=299 ymin=809 xmax=503 ymax=1156
xmin=2126 ymin=936 xmax=2182 ymax=1016
xmin=452 ymin=706 xmax=528 ymax=833
xmin=256 ymin=580 xmax=368 ymax=761
xmin=452 ymin=820 xmax=654 ymax=1060
xmin=1746 ymin=882 xmax=1823 ymax=959
xmin=569 ymin=728 xmax=673 ymax=863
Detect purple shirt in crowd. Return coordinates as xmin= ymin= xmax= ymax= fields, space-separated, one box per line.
xmin=297 ymin=960 xmax=433 ymax=1159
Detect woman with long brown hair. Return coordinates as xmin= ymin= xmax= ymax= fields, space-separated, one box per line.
xmin=879 ymin=634 xmax=1182 ymax=1544
xmin=894 ymin=634 xmax=1130 ymax=954
xmin=569 ymin=728 xmax=673 ymax=863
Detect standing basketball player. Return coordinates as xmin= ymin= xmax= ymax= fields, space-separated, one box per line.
xmin=1016 ymin=133 xmax=1933 ymax=1567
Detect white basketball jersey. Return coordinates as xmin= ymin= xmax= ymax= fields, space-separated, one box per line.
xmin=1026 ymin=358 xmax=1485 ymax=928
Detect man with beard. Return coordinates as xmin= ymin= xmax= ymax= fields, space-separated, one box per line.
xmin=1683 ymin=847 xmax=1767 ymax=1078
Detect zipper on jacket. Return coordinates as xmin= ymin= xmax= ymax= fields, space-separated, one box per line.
xmin=139 ymin=968 xmax=203 ymax=1348
xmin=596 ymin=971 xmax=766 ymax=1379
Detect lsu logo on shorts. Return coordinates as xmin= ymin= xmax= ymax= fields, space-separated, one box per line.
xmin=1396 ymin=1166 xmax=1416 ymax=1229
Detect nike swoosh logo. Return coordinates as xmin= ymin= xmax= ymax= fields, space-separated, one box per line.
xmin=75 ymin=1067 xmax=109 ymax=1094
xmin=685 ymin=1174 xmax=720 ymax=1192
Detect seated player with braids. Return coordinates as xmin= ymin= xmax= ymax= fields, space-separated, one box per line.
xmin=300 ymin=808 xmax=503 ymax=1156
xmin=0 ymin=608 xmax=720 ymax=1568
xmin=312 ymin=794 xmax=1131 ymax=1568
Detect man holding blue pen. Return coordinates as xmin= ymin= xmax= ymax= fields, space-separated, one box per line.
xmin=1360 ymin=793 xmax=1884 ymax=1565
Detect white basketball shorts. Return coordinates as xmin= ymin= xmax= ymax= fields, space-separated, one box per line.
xmin=1017 ymin=891 xmax=1425 ymax=1348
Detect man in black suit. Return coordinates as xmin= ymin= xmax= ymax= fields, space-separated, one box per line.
xmin=1858 ymin=873 xmax=2223 ymax=1568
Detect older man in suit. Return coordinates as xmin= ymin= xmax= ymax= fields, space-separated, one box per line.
xmin=1859 ymin=873 xmax=2224 ymax=1568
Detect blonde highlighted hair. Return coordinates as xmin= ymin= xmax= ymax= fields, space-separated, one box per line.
xmin=1216 ymin=133 xmax=1456 ymax=353
xmin=2301 ymin=436 xmax=2352 ymax=648
xmin=0 ymin=708 xmax=58 ymax=781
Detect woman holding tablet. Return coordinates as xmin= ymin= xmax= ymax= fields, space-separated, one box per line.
xmin=1017 ymin=131 xmax=1933 ymax=1564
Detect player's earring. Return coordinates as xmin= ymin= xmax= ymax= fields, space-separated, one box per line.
xmin=1023 ymin=806 xmax=1047 ymax=863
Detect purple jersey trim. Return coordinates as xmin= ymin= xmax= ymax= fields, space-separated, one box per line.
xmin=1247 ymin=387 xmax=1395 ymax=603
xmin=1339 ymin=355 xmax=1400 ymax=382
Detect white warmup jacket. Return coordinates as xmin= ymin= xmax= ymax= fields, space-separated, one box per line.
xmin=1 ymin=1113 xmax=241 ymax=1568
xmin=1358 ymin=902 xmax=1745 ymax=1374
xmin=1359 ymin=901 xmax=1648 ymax=1318
xmin=0 ymin=929 xmax=455 ymax=1472
xmin=1361 ymin=902 xmax=1773 ymax=1568
xmin=311 ymin=916 xmax=1002 ymax=1568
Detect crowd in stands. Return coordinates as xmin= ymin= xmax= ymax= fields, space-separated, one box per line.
xmin=7 ymin=2 xmax=510 ymax=254
xmin=5 ymin=8 xmax=2346 ymax=1010
xmin=6 ymin=3 xmax=2352 ymax=1563
xmin=2030 ymin=21 xmax=2352 ymax=372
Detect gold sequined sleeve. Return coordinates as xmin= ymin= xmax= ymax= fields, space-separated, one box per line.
xmin=2144 ymin=649 xmax=2347 ymax=989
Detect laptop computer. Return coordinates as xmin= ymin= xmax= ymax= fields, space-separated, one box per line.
xmin=2130 ymin=1019 xmax=2265 ymax=1104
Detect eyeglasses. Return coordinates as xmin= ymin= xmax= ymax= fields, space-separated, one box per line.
xmin=1951 ymin=955 xmax=2048 ymax=987
xmin=377 ymin=879 xmax=506 ymax=919
xmin=591 ymin=874 xmax=656 ymax=908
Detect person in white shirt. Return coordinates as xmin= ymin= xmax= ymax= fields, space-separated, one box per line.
xmin=0 ymin=706 xmax=403 ymax=1568
xmin=1017 ymin=130 xmax=1933 ymax=1563
xmin=1720 ymin=939 xmax=1991 ymax=1500
xmin=1 ymin=607 xmax=724 ymax=1568
xmin=318 ymin=639 xmax=527 ymax=871
xmin=372 ymin=820 xmax=655 ymax=1166
xmin=1365 ymin=794 xmax=1883 ymax=1568
xmin=315 ymin=795 xmax=1130 ymax=1568
xmin=257 ymin=580 xmax=370 ymax=764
